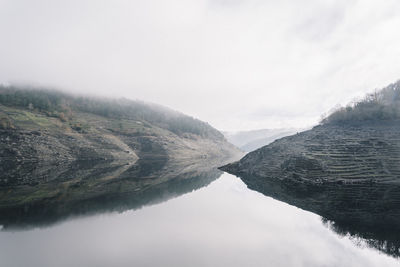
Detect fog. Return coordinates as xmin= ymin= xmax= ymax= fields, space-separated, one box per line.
xmin=1 ymin=0 xmax=400 ymax=130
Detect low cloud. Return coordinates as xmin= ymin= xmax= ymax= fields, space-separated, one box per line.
xmin=1 ymin=0 xmax=400 ymax=131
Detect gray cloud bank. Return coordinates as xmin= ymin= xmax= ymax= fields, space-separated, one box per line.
xmin=1 ymin=0 xmax=400 ymax=130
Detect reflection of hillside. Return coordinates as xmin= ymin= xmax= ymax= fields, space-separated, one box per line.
xmin=235 ymin=173 xmax=400 ymax=258
xmin=322 ymin=218 xmax=400 ymax=258
xmin=0 ymin=159 xmax=223 ymax=230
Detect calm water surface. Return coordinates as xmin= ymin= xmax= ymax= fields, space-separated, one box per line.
xmin=0 ymin=173 xmax=399 ymax=267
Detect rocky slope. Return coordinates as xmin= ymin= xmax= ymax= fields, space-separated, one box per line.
xmin=222 ymin=121 xmax=400 ymax=185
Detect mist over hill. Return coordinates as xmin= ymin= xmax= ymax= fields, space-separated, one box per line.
xmin=223 ymin=128 xmax=300 ymax=152
xmin=0 ymin=85 xmax=223 ymax=140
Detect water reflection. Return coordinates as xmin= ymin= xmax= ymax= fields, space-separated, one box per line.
xmin=0 ymin=159 xmax=222 ymax=229
xmin=0 ymin=174 xmax=398 ymax=267
xmin=234 ymin=173 xmax=400 ymax=257
xmin=1 ymin=159 xmax=400 ymax=266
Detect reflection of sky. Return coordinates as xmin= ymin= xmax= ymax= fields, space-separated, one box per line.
xmin=0 ymin=173 xmax=398 ymax=267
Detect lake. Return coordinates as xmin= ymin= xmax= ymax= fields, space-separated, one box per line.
xmin=1 ymin=172 xmax=399 ymax=267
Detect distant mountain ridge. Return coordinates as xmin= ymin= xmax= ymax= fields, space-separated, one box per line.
xmin=223 ymin=128 xmax=300 ymax=152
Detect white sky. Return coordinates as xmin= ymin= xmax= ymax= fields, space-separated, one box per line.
xmin=1 ymin=0 xmax=400 ymax=131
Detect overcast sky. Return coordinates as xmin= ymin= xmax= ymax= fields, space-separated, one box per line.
xmin=1 ymin=0 xmax=400 ymax=131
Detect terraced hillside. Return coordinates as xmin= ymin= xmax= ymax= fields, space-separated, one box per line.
xmin=224 ymin=121 xmax=400 ymax=185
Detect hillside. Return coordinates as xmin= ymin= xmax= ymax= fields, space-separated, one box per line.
xmin=220 ymin=80 xmax=400 ymax=256
xmin=0 ymin=85 xmax=242 ymax=187
xmin=222 ymin=80 xmax=400 ymax=185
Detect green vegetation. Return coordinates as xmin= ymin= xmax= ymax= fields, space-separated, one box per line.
xmin=321 ymin=80 xmax=400 ymax=124
xmin=0 ymin=85 xmax=223 ymax=139
xmin=0 ymin=117 xmax=14 ymax=129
